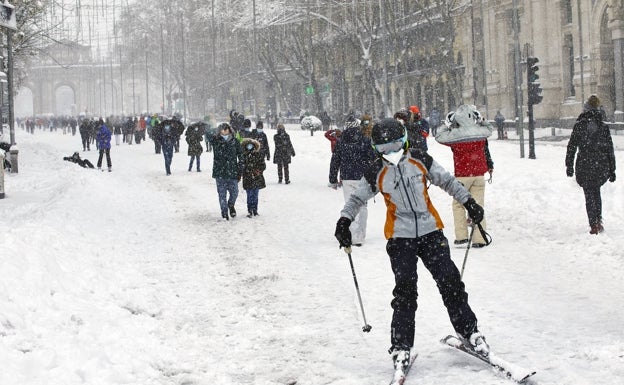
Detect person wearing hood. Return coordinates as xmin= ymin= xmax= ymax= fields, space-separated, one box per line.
xmin=566 ymin=94 xmax=616 ymax=234
xmin=207 ymin=123 xmax=243 ymax=220
xmin=240 ymin=138 xmax=267 ymax=217
xmin=273 ymin=124 xmax=295 ymax=184
xmin=250 ymin=120 xmax=270 ymax=161
xmin=328 ymin=116 xmax=376 ymax=246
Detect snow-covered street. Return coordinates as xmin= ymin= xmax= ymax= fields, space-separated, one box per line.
xmin=1 ymin=125 xmax=623 ymax=385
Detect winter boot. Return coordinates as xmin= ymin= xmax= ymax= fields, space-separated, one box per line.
xmin=589 ymin=223 xmax=604 ymax=234
xmin=221 ymin=210 xmax=229 ymax=221
xmin=228 ymin=205 xmax=237 ymax=218
xmin=247 ymin=212 xmax=253 ymax=218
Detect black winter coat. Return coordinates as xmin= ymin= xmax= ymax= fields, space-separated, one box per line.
xmin=273 ymin=129 xmax=295 ymax=165
xmin=566 ymin=109 xmax=616 ymax=188
xmin=208 ymin=133 xmax=243 ymax=179
xmin=251 ymin=129 xmax=270 ymax=160
xmin=240 ymin=139 xmax=266 ymax=190
xmin=329 ymin=126 xmax=376 ymax=183
xmin=186 ymin=126 xmax=204 ymax=157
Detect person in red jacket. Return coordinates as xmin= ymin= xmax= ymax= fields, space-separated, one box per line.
xmin=436 ymin=105 xmax=494 ymax=248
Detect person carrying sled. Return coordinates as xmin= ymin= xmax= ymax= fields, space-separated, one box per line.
xmin=333 ymin=118 xmax=490 ymax=372
xmin=435 ymin=104 xmax=494 ymax=248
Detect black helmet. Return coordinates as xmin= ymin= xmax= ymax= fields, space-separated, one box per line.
xmin=371 ymin=118 xmax=406 ymax=145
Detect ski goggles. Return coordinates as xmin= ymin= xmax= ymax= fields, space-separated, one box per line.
xmin=374 ymin=135 xmax=407 ymax=155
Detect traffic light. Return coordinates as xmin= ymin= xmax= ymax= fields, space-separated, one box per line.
xmin=527 ymin=57 xmax=543 ymax=106
xmin=0 ymin=2 xmax=16 ymax=30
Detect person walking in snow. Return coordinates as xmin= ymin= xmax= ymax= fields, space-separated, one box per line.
xmin=207 ymin=123 xmax=243 ymax=220
xmin=494 ymin=110 xmax=506 ymax=140
xmin=329 ymin=115 xmax=376 ymax=246
xmin=334 ymin=118 xmax=490 ymax=372
xmin=435 ymin=104 xmax=494 ymax=248
xmin=95 ymin=118 xmax=112 ymax=172
xmin=240 ymin=138 xmax=266 ymax=217
xmin=394 ymin=105 xmax=430 ymax=152
xmin=185 ymin=123 xmax=204 ymax=172
xmin=273 ymin=124 xmax=295 ymax=184
xmin=79 ymin=119 xmax=91 ymax=151
xmin=566 ymin=94 xmax=616 ymax=234
xmin=155 ymin=120 xmax=180 ymax=176
xmin=250 ymin=120 xmax=270 ymax=161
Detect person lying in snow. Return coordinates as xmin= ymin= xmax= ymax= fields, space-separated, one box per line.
xmin=63 ymin=152 xmax=95 ymax=168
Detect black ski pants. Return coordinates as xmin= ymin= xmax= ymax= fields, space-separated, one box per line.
xmin=387 ymin=230 xmax=478 ymax=351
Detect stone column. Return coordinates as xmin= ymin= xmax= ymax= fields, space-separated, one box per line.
xmin=609 ymin=2 xmax=624 ymax=121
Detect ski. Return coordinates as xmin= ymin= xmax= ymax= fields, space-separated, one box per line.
xmin=441 ymin=335 xmax=536 ymax=383
xmin=389 ymin=352 xmax=418 ymax=385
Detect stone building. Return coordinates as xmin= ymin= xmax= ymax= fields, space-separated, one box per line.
xmin=453 ymin=0 xmax=624 ymax=125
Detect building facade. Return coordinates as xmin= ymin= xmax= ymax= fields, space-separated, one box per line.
xmin=452 ymin=0 xmax=624 ymax=125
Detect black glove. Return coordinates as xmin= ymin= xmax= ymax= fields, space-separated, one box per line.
xmin=334 ymin=217 xmax=352 ymax=248
xmin=609 ymin=172 xmax=616 ymax=183
xmin=463 ymin=198 xmax=484 ymax=225
xmin=566 ymin=167 xmax=574 ymax=177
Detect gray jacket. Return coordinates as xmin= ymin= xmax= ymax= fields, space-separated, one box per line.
xmin=341 ymin=149 xmax=471 ymax=239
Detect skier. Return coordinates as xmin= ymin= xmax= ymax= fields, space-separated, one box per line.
xmin=333 ymin=118 xmax=489 ymax=373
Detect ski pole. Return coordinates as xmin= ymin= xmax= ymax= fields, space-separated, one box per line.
xmin=460 ymin=224 xmax=476 ymax=280
xmin=344 ymin=247 xmax=372 ymax=332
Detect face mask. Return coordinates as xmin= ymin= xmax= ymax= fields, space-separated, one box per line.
xmin=221 ymin=134 xmax=230 ymax=140
xmin=246 ymin=144 xmax=254 ymax=151
xmin=384 ymin=149 xmax=404 ymax=165
xmin=257 ymin=129 xmax=263 ymax=133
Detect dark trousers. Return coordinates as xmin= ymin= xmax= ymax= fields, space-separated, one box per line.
xmin=246 ymin=188 xmax=259 ymax=213
xmin=387 ymin=230 xmax=478 ymax=350
xmin=97 ymin=148 xmax=111 ymax=169
xmin=162 ymin=144 xmax=174 ymax=174
xmin=276 ymin=162 xmax=289 ymax=182
xmin=582 ymin=185 xmax=602 ymax=226
xmin=188 ymin=155 xmax=201 ymax=171
xmin=216 ymin=178 xmax=239 ymax=214
xmin=81 ymin=135 xmax=90 ymax=150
